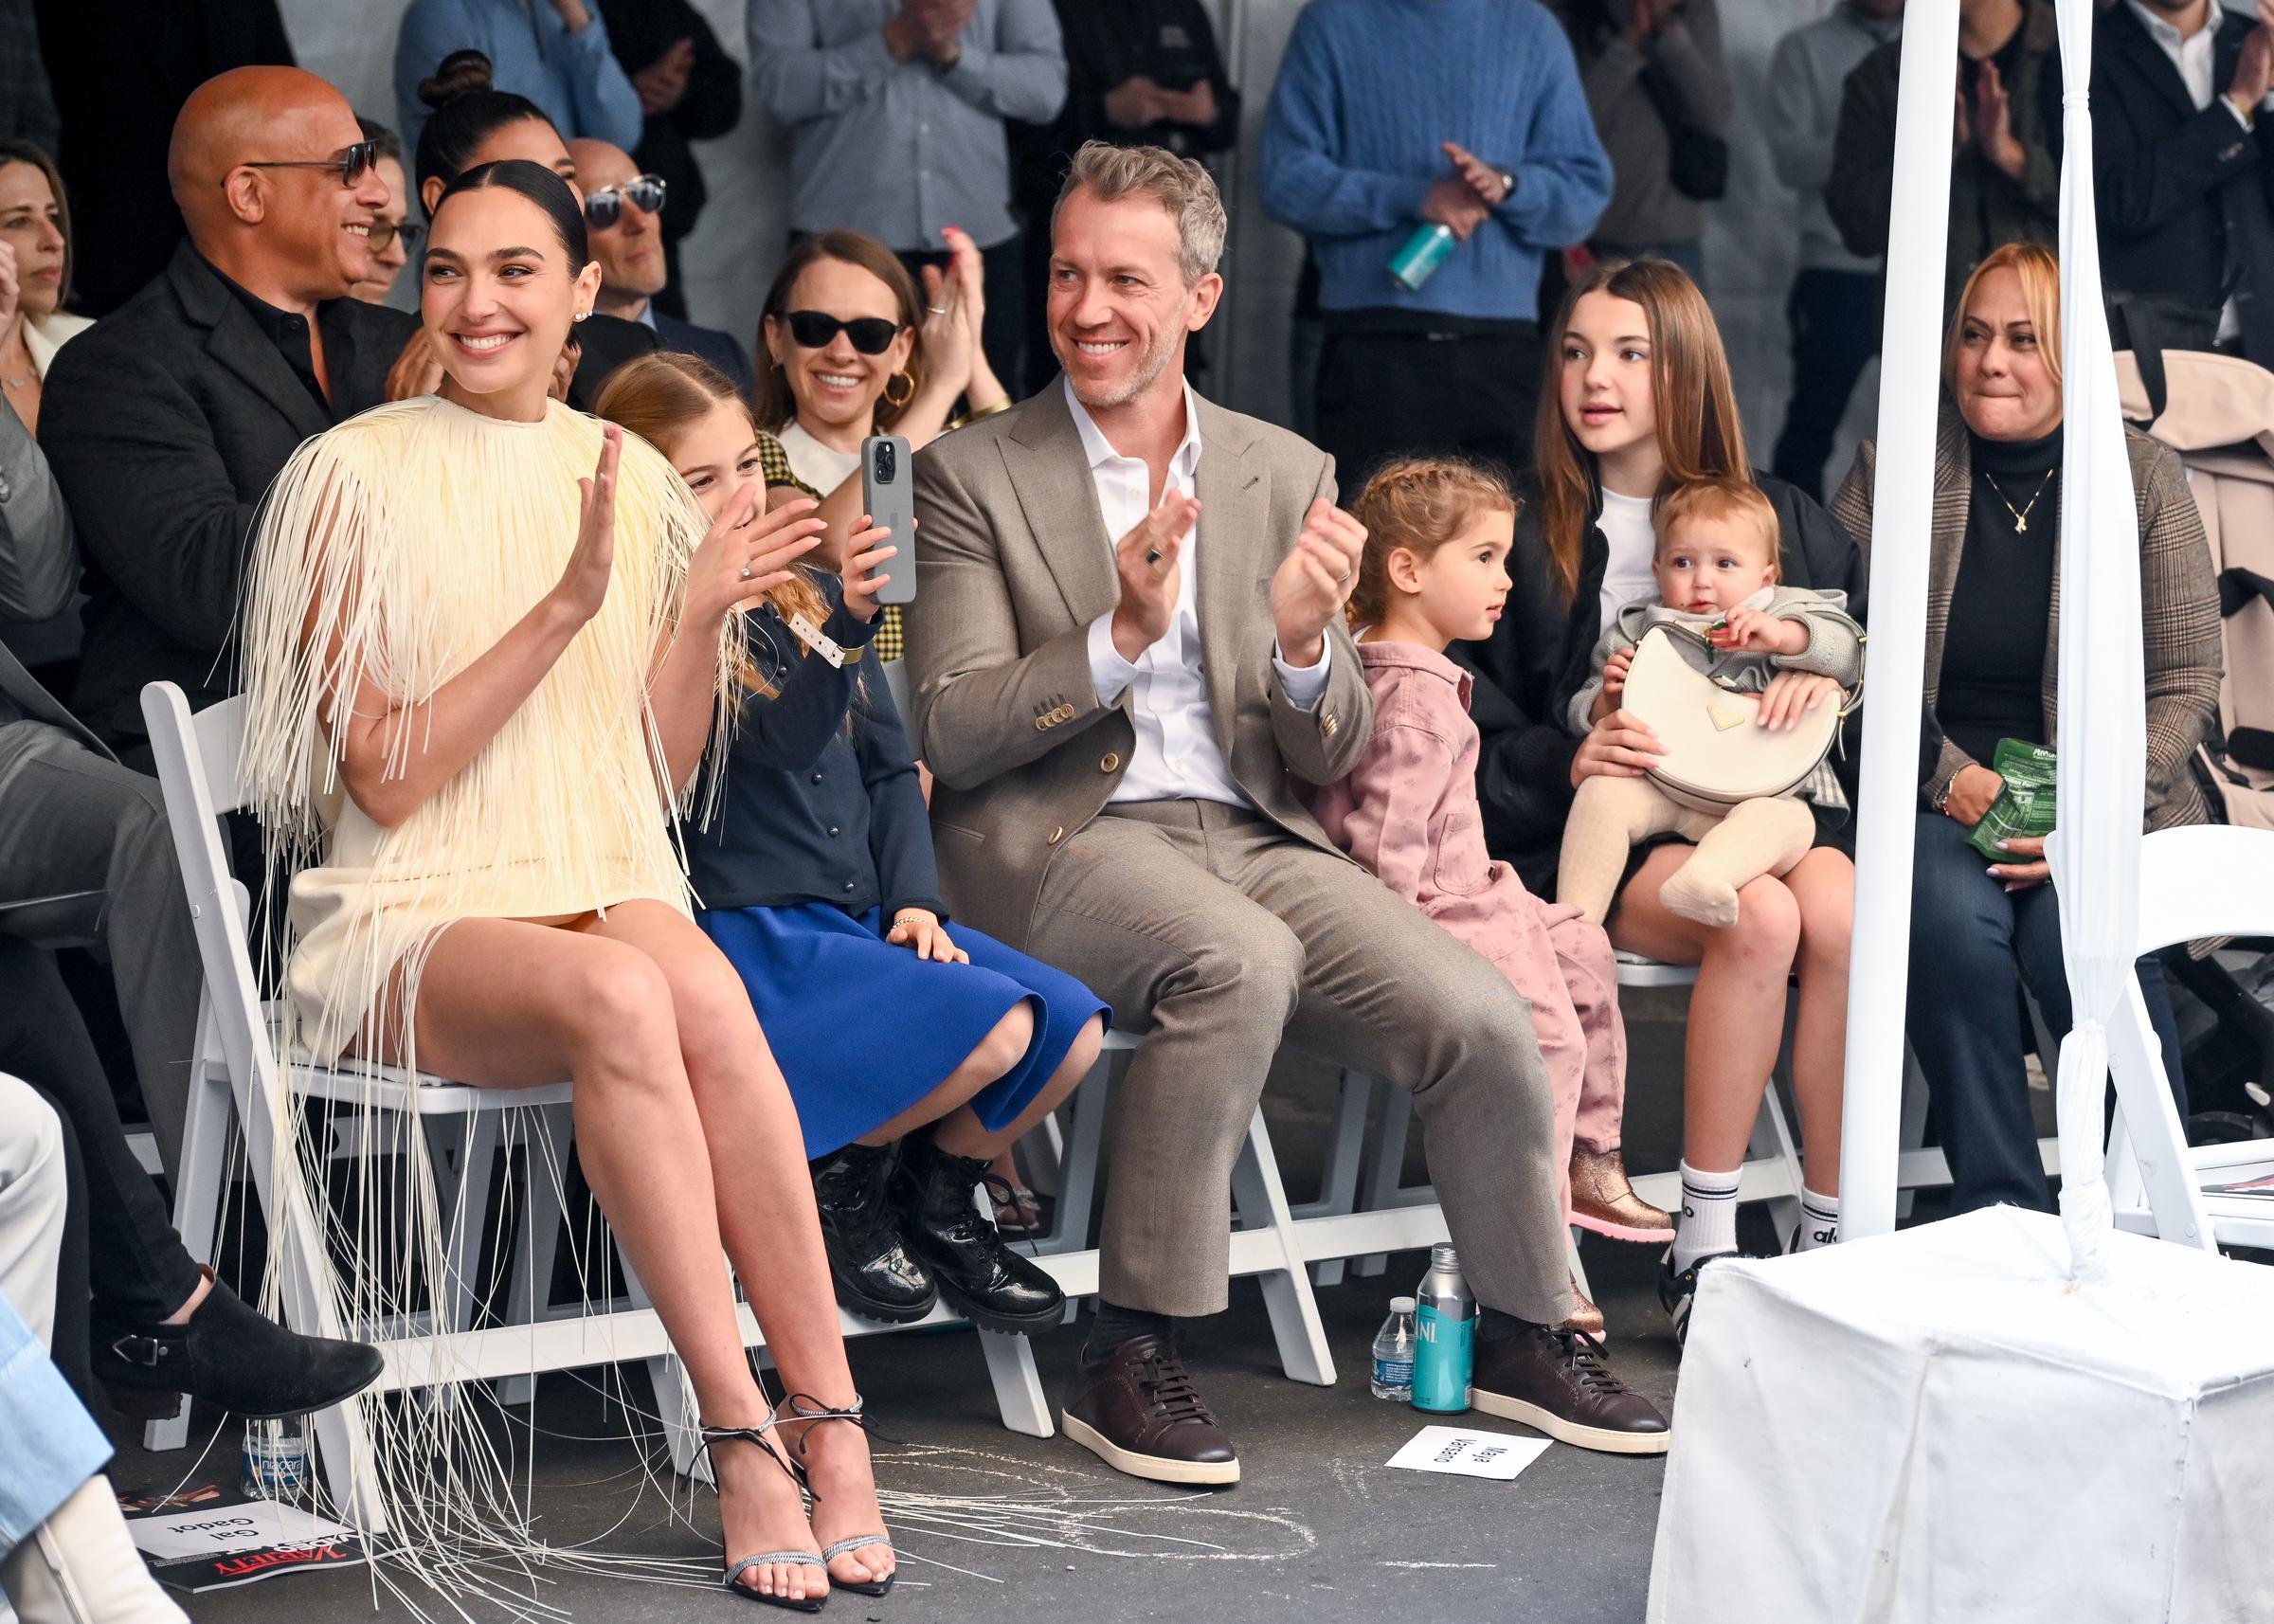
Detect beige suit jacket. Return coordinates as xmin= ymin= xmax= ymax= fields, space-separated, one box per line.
xmin=907 ymin=380 xmax=1374 ymax=950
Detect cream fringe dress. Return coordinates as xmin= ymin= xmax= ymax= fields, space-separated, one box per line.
xmin=236 ymin=393 xmax=731 ymax=1595
xmin=242 ymin=393 xmax=728 ymax=1061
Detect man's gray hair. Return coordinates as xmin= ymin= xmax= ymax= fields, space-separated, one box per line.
xmin=1055 ymin=140 xmax=1228 ymax=285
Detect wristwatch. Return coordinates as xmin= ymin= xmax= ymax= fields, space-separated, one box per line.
xmin=1497 ymin=169 xmax=1518 ymax=202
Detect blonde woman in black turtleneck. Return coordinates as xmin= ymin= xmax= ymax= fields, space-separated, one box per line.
xmin=1831 ymin=242 xmax=2222 ymax=1217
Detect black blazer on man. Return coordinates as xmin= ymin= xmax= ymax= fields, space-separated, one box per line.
xmin=39 ymin=243 xmax=416 ymax=751
xmin=2094 ymin=2 xmax=2274 ymax=365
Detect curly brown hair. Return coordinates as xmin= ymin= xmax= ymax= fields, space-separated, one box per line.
xmin=1345 ymin=457 xmax=1519 ymax=631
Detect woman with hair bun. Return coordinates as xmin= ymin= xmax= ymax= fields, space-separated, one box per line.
xmin=240 ymin=158 xmax=893 ymax=1608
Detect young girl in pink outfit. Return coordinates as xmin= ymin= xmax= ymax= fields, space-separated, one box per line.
xmin=1307 ymin=458 xmax=1668 ymax=1338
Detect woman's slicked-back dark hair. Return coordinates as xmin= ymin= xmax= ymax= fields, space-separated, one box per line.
xmin=435 ymin=159 xmax=588 ymax=266
xmin=413 ymin=50 xmax=557 ymax=213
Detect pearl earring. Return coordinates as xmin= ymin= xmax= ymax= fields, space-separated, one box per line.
xmin=572 ymin=310 xmax=590 ymax=323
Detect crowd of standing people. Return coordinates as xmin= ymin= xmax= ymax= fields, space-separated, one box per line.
xmin=0 ymin=0 xmax=2249 ymax=1615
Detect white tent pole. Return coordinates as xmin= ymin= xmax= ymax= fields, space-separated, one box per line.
xmin=1836 ymin=0 xmax=1963 ymax=1238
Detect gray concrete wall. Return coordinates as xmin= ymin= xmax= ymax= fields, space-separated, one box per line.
xmin=282 ymin=0 xmax=1873 ymax=459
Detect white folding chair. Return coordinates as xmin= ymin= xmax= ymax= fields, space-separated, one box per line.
xmin=2102 ymin=823 xmax=2274 ymax=1250
xmin=138 ymin=682 xmax=1082 ymax=1508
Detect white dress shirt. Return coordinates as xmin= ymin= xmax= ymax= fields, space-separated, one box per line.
xmin=2123 ymin=0 xmax=2258 ymax=340
xmin=1070 ymin=377 xmax=1332 ymax=806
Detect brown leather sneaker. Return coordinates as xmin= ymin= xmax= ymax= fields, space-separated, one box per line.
xmin=1563 ymin=1271 xmax=1606 ymax=1339
xmin=1062 ymin=1335 xmax=1239 ymax=1486
xmin=1471 ymin=1326 xmax=1669 ymax=1454
xmin=1569 ymin=1146 xmax=1676 ymax=1242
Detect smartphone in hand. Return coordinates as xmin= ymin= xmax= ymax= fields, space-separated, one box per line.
xmin=861 ymin=434 xmax=916 ymax=606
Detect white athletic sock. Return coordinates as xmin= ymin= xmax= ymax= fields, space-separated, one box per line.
xmin=1796 ymin=1188 xmax=1840 ymax=1253
xmin=1672 ymin=1160 xmax=1742 ymax=1272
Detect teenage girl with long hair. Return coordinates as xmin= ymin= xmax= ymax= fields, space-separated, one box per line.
xmin=1455 ymin=257 xmax=1862 ymax=1340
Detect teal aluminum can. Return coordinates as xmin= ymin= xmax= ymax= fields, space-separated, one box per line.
xmin=1411 ymin=1243 xmax=1475 ymax=1413
xmin=1388 ymin=223 xmax=1456 ymax=291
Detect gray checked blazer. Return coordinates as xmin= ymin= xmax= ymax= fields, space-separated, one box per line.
xmin=907 ymin=380 xmax=1373 ymax=950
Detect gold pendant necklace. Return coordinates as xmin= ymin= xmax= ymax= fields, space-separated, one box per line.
xmin=1981 ymin=467 xmax=2056 ymax=533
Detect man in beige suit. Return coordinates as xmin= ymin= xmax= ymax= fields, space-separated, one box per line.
xmin=909 ymin=142 xmax=1669 ymax=1484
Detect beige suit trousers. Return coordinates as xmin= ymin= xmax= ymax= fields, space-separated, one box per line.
xmin=1028 ymin=800 xmax=1573 ymax=1326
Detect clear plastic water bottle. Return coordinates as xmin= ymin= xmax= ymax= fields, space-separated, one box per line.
xmin=241 ymin=1416 xmax=311 ymax=1501
xmin=1370 ymin=1295 xmax=1418 ymax=1400
xmin=1412 ymin=1243 xmax=1476 ymax=1414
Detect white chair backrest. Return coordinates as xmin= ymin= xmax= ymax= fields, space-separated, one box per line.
xmin=139 ymin=683 xmax=276 ymax=1093
xmin=2131 ymin=823 xmax=2274 ymax=954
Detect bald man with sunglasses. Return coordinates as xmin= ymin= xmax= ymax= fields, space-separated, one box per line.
xmin=569 ymin=136 xmax=752 ymax=394
xmin=40 ymin=65 xmax=418 ymax=757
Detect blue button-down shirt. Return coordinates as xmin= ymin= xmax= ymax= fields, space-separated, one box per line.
xmin=395 ymin=0 xmax=646 ymax=156
xmin=745 ymin=0 xmax=1067 ymax=252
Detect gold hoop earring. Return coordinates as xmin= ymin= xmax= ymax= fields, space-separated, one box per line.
xmin=883 ymin=370 xmax=915 ymax=408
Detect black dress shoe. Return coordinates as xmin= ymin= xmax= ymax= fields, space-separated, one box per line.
xmin=1062 ymin=1334 xmax=1239 ymax=1486
xmin=811 ymin=1142 xmax=936 ymax=1324
xmin=91 ymin=1272 xmax=384 ymax=1420
xmin=1470 ymin=1325 xmax=1670 ymax=1455
xmin=891 ymin=1134 xmax=1065 ymax=1333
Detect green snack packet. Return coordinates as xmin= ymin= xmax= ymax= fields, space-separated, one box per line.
xmin=1967 ymin=739 xmax=2058 ymax=859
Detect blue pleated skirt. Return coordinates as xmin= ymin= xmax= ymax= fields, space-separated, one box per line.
xmin=698 ymin=903 xmax=1108 ymax=1158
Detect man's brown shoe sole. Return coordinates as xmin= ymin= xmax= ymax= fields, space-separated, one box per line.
xmin=1469 ymin=1389 xmax=1672 ymax=1455
xmin=1062 ymin=1415 xmax=1242 ymax=1484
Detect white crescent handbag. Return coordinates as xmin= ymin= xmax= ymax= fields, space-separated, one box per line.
xmin=1620 ymin=623 xmax=1849 ymax=815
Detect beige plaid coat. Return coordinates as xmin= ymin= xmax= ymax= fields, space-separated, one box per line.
xmin=1832 ymin=403 xmax=2223 ymax=832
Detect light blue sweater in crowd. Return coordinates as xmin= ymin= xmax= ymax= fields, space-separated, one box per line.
xmin=394 ymin=0 xmax=645 ymax=157
xmin=1259 ymin=0 xmax=1614 ymax=321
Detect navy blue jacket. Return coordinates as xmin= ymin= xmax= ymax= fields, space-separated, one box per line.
xmin=654 ymin=311 xmax=757 ymax=399
xmin=683 ymin=575 xmax=946 ymax=921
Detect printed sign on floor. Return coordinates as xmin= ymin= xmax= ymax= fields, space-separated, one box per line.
xmin=1385 ymin=1424 xmax=1553 ymax=1481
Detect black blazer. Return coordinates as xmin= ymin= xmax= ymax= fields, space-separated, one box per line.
xmin=2093 ymin=3 xmax=2274 ymax=365
xmin=39 ymin=243 xmax=417 ymax=749
xmin=571 ymin=310 xmax=660 ymax=407
xmin=684 ymin=577 xmax=946 ymax=924
xmin=1450 ymin=470 xmax=1865 ymax=897
xmin=654 ymin=311 xmax=756 ymax=400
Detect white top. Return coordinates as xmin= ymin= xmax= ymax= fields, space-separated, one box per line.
xmin=777 ymin=418 xmax=862 ymax=497
xmin=1597 ymin=488 xmax=1661 ymax=629
xmin=2122 ymin=0 xmax=2255 ymax=342
xmin=1069 ymin=377 xmax=1331 ymax=807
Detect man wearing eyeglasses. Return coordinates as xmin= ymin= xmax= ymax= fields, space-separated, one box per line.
xmin=39 ymin=66 xmax=417 ymax=760
xmin=568 ymin=136 xmax=751 ymax=394
xmin=349 ymin=117 xmax=422 ymax=307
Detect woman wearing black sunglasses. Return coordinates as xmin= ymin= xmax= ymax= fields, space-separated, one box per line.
xmin=754 ymin=228 xmax=1010 ymax=662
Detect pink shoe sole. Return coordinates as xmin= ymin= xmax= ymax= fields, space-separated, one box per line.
xmin=1570 ymin=1211 xmax=1677 ymax=1244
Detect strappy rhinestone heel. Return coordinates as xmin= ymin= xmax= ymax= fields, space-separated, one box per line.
xmin=773 ymin=1393 xmax=896 ymax=1598
xmin=697 ymin=1419 xmax=829 ymax=1614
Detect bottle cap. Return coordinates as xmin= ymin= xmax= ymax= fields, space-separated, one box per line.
xmin=1390 ymin=1295 xmax=1417 ymax=1312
